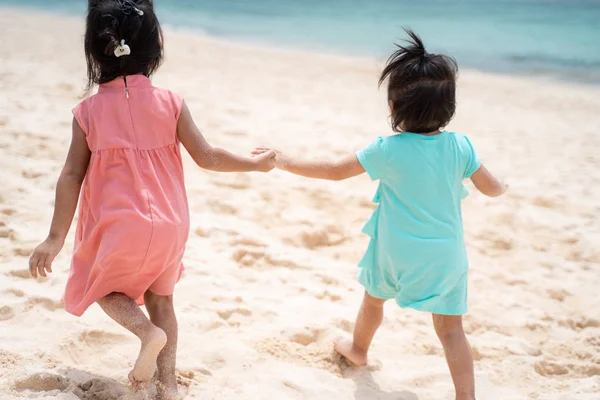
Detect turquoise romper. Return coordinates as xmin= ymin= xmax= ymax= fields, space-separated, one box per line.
xmin=355 ymin=131 xmax=480 ymax=315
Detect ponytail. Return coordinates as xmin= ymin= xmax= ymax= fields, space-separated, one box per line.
xmin=379 ymin=28 xmax=458 ymax=133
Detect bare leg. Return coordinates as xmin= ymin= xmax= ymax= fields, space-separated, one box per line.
xmin=334 ymin=291 xmax=387 ymax=365
xmin=97 ymin=293 xmax=167 ymax=388
xmin=432 ymin=314 xmax=475 ymax=400
xmin=145 ymin=291 xmax=178 ymax=400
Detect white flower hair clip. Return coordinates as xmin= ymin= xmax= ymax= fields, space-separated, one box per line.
xmin=114 ymin=39 xmax=131 ymax=58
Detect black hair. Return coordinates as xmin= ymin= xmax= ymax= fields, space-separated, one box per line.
xmin=84 ymin=0 xmax=163 ymax=92
xmin=379 ymin=29 xmax=458 ymax=134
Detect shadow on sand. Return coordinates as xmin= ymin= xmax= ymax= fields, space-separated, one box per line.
xmin=349 ymin=368 xmax=420 ymax=400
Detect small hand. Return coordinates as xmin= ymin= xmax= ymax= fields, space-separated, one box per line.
xmin=252 ymin=147 xmax=286 ymax=170
xmin=252 ymin=148 xmax=276 ymax=172
xmin=29 ymin=237 xmax=63 ymax=279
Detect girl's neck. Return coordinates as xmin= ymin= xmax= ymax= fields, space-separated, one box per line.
xmin=403 ymin=129 xmax=442 ymax=136
xmin=421 ymin=129 xmax=442 ymax=136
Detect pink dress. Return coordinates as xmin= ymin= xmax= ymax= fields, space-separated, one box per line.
xmin=65 ymin=75 xmax=189 ymax=316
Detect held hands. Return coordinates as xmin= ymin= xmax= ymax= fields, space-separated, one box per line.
xmin=29 ymin=237 xmax=63 ymax=279
xmin=251 ymin=148 xmax=276 ymax=172
xmin=252 ymin=147 xmax=286 ymax=170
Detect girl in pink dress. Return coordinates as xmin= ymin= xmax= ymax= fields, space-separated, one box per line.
xmin=28 ymin=0 xmax=274 ymax=397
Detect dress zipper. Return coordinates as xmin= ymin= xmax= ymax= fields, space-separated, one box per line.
xmin=123 ymin=75 xmax=129 ymax=99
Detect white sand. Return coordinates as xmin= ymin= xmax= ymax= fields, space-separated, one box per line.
xmin=0 ymin=8 xmax=599 ymax=400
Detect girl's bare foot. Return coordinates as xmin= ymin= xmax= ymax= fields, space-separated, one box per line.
xmin=128 ymin=326 xmax=167 ymax=388
xmin=333 ymin=336 xmax=368 ymax=366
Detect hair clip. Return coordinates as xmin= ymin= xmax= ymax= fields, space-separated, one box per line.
xmin=120 ymin=0 xmax=144 ymax=16
xmin=114 ymin=39 xmax=131 ymax=57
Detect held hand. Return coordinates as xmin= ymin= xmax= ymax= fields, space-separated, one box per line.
xmin=29 ymin=237 xmax=63 ymax=279
xmin=252 ymin=147 xmax=286 ymax=170
xmin=252 ymin=149 xmax=276 ymax=172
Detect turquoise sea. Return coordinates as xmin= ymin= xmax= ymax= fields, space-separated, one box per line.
xmin=2 ymin=0 xmax=600 ymax=83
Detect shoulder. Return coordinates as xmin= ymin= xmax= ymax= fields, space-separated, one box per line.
xmin=362 ymin=135 xmax=394 ymax=154
xmin=149 ymin=87 xmax=184 ymax=119
xmin=446 ymin=131 xmax=471 ymax=142
xmin=73 ymin=93 xmax=98 ymax=112
xmin=446 ymin=131 xmax=475 ymax=149
xmin=152 ymin=86 xmax=183 ymax=103
xmin=72 ymin=95 xmax=100 ymax=134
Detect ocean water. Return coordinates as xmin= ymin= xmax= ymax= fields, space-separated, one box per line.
xmin=2 ymin=0 xmax=600 ymax=83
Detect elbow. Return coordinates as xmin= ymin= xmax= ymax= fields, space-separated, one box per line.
xmin=485 ymin=191 xmax=502 ymax=198
xmin=61 ymin=170 xmax=86 ymax=185
xmin=194 ymin=148 xmax=218 ymax=170
xmin=194 ymin=158 xmax=212 ymax=170
xmin=484 ymin=185 xmax=506 ymax=198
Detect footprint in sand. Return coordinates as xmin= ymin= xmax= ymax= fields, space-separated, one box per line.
xmin=13 ymin=372 xmax=72 ymax=392
xmin=547 ymin=288 xmax=571 ymax=302
xmin=298 ymin=225 xmax=348 ymax=249
xmin=217 ymin=307 xmax=252 ymax=321
xmin=5 ymin=288 xmax=26 ymax=297
xmin=206 ymin=199 xmax=238 ymax=215
xmin=264 ymin=253 xmax=309 ymax=270
xmin=288 ymin=327 xmax=325 ymax=346
xmin=359 ymin=199 xmax=377 ymax=209
xmin=195 ymin=226 xmax=210 ymax=237
xmin=232 ymin=247 xmax=308 ymax=270
xmin=24 ymin=296 xmax=64 ymax=312
xmin=7 ymin=269 xmax=33 ymax=279
xmin=314 ymin=273 xmax=342 ymax=286
xmin=315 ymin=290 xmax=343 ymax=302
xmin=232 ymin=248 xmax=264 ymax=267
xmin=22 ymin=170 xmax=44 ymax=179
xmin=76 ymin=377 xmax=127 ymax=400
xmin=0 ymin=305 xmax=15 ymax=321
xmin=13 ymin=247 xmax=33 ymax=257
xmin=78 ymin=329 xmax=129 ymax=346
xmin=0 ymin=226 xmax=17 ymax=240
xmin=559 ymin=317 xmax=600 ymax=331
xmin=1 ymin=208 xmax=16 ymax=216
xmin=583 ymin=335 xmax=600 ymax=348
xmin=229 ymin=236 xmax=267 ymax=248
xmin=534 ymin=359 xmax=569 ymax=376
xmin=335 ymin=319 xmax=354 ymax=334
xmin=255 ymin=337 xmax=345 ymax=377
xmin=535 ymin=357 xmax=599 ymax=378
xmin=532 ymin=196 xmax=559 ymax=209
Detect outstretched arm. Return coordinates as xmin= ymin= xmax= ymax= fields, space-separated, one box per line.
xmin=252 ymin=147 xmax=365 ymax=181
xmin=470 ymin=165 xmax=507 ymax=197
xmin=29 ymin=118 xmax=91 ymax=278
xmin=178 ymin=101 xmax=274 ymax=172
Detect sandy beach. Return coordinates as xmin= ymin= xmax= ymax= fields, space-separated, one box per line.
xmin=0 ymin=8 xmax=599 ymax=400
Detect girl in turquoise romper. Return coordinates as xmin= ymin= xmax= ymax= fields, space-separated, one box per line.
xmin=253 ymin=29 xmax=506 ymax=400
